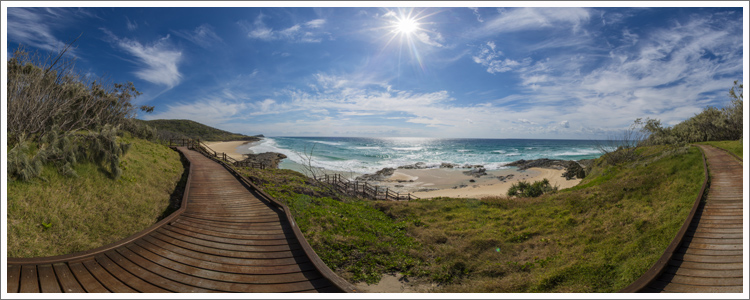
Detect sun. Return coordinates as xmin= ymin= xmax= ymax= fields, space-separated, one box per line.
xmin=395 ymin=17 xmax=419 ymax=35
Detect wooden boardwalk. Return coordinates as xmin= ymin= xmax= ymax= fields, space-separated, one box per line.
xmin=7 ymin=147 xmax=356 ymax=293
xmin=623 ymin=145 xmax=744 ymax=293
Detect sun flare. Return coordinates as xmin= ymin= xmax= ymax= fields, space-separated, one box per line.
xmin=395 ymin=17 xmax=419 ymax=34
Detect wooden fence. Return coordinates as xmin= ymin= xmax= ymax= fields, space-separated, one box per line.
xmin=169 ymin=139 xmax=266 ymax=169
xmin=321 ymin=174 xmax=419 ymax=201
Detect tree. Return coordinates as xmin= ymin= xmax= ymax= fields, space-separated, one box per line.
xmin=595 ymin=118 xmax=649 ymax=165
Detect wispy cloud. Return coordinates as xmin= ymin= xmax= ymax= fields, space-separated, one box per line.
xmin=243 ymin=14 xmax=329 ymax=43
xmin=102 ymin=29 xmax=183 ymax=88
xmin=126 ymin=17 xmax=138 ymax=31
xmin=472 ymin=11 xmax=743 ymax=131
xmin=173 ymin=24 xmax=223 ymax=48
xmin=479 ymin=7 xmax=591 ymax=35
xmin=468 ymin=7 xmax=484 ymax=23
xmin=472 ymin=41 xmax=531 ymax=74
xmin=7 ymin=7 xmax=79 ymax=54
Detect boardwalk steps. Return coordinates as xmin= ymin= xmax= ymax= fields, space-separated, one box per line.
xmin=7 ymin=146 xmax=356 ymax=293
xmin=620 ymin=145 xmax=744 ymax=293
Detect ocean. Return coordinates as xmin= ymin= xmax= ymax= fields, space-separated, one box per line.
xmin=245 ymin=137 xmax=604 ymax=175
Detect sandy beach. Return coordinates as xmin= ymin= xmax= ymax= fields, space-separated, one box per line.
xmin=371 ymin=167 xmax=580 ymax=199
xmin=203 ymin=141 xmax=254 ymax=161
xmin=207 ymin=140 xmax=581 ymax=199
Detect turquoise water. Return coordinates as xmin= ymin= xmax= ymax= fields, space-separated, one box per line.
xmin=245 ymin=137 xmax=604 ymax=174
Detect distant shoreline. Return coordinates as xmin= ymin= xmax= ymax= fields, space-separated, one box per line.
xmin=206 ymin=140 xmax=582 ymax=199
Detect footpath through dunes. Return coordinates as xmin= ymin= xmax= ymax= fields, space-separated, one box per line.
xmin=623 ymin=144 xmax=744 ymax=293
xmin=7 ymin=147 xmax=356 ymax=293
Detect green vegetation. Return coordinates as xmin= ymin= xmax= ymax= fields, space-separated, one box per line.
xmin=238 ymin=167 xmax=424 ymax=284
xmin=7 ymin=134 xmax=186 ymax=257
xmin=642 ymin=80 xmax=742 ymax=146
xmin=142 ymin=119 xmax=262 ymax=142
xmin=7 ymin=46 xmax=146 ymax=181
xmin=238 ymin=144 xmax=704 ymax=292
xmin=7 ymin=43 xmax=187 ymax=258
xmin=507 ymin=178 xmax=558 ymax=197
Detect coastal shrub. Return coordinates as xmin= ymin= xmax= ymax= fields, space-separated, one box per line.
xmin=507 ymin=179 xmax=557 ymax=197
xmin=7 ymin=44 xmax=142 ymax=181
xmin=641 ymin=80 xmax=743 ymax=146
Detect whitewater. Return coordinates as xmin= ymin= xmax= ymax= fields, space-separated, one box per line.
xmin=245 ymin=137 xmax=603 ymax=174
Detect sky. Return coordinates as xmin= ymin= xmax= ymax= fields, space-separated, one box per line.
xmin=3 ymin=2 xmax=747 ymax=139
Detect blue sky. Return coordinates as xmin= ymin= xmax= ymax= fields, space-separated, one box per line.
xmin=3 ymin=2 xmax=747 ymax=139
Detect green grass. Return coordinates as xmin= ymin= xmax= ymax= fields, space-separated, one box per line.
xmin=7 ymin=135 xmax=186 ymax=258
xmin=375 ymin=145 xmax=704 ymax=292
xmin=698 ymin=140 xmax=743 ymax=160
xmin=239 ymin=144 xmax=704 ymax=292
xmin=237 ymin=167 xmax=424 ymax=284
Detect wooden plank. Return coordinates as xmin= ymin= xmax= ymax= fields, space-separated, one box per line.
xmin=95 ymin=253 xmax=168 ymax=293
xmin=82 ymin=259 xmax=136 ymax=292
xmin=659 ymin=273 xmax=744 ymax=286
xmin=138 ymin=236 xmax=308 ymax=267
xmin=19 ymin=265 xmax=39 ymax=293
xmin=130 ymin=241 xmax=315 ymax=275
xmin=687 ymin=231 xmax=743 ymax=239
xmin=673 ymin=252 xmax=743 ymax=264
xmin=7 ymin=264 xmax=21 ymax=293
xmin=149 ymin=231 xmax=304 ymax=259
xmin=656 ymin=280 xmax=742 ymax=293
xmin=164 ymin=225 xmax=291 ymax=245
xmin=156 ymin=227 xmax=301 ymax=252
xmin=123 ymin=243 xmax=323 ymax=284
xmin=667 ymin=260 xmax=743 ymax=270
xmin=684 ymin=237 xmax=743 ymax=245
xmin=37 ymin=264 xmax=61 ymax=293
xmin=67 ymin=262 xmax=109 ymax=293
xmin=51 ymin=263 xmax=85 ymax=293
xmin=107 ymin=249 xmax=210 ymax=293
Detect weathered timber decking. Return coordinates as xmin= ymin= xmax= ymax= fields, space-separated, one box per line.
xmin=7 ymin=147 xmax=356 ymax=293
xmin=622 ymin=145 xmax=744 ymax=293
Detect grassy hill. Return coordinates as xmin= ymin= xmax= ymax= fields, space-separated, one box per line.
xmin=141 ymin=119 xmax=262 ymax=142
xmin=7 ymin=133 xmax=187 ymax=257
xmin=238 ymin=144 xmax=710 ymax=292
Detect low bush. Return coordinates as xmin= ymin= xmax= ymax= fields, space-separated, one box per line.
xmin=507 ymin=178 xmax=557 ymax=197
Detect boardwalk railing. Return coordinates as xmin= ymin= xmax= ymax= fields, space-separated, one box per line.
xmin=321 ymin=173 xmax=419 ymax=201
xmin=169 ymin=139 xmax=266 ymax=169
xmin=186 ymin=146 xmax=358 ymax=292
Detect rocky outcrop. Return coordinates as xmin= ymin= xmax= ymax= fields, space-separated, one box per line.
xmin=463 ymin=167 xmax=487 ymax=178
xmin=241 ymin=152 xmax=287 ymax=169
xmin=356 ymin=167 xmax=396 ymax=181
xmin=398 ymin=162 xmax=428 ymax=169
xmin=440 ymin=162 xmax=459 ymax=168
xmin=505 ymin=158 xmax=587 ymax=179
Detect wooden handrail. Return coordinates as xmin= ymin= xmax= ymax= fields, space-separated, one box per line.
xmin=321 ymin=173 xmax=419 ymax=201
xmin=619 ymin=144 xmax=709 ymax=292
xmin=189 ymin=146 xmax=358 ymax=292
xmin=170 ymin=138 xmax=267 ymax=169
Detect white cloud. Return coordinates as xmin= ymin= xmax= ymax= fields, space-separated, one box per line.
xmin=7 ymin=8 xmax=76 ymax=53
xmin=173 ymin=24 xmax=223 ymax=48
xmin=480 ymin=7 xmax=591 ymax=35
xmin=469 ymin=7 xmax=484 ymax=23
xmin=103 ymin=30 xmax=183 ymax=88
xmin=145 ymin=98 xmax=249 ymax=127
xmin=473 ymin=41 xmax=531 ymax=74
xmin=244 ymin=14 xmax=329 ymax=43
xmin=126 ymin=17 xmax=138 ymax=31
